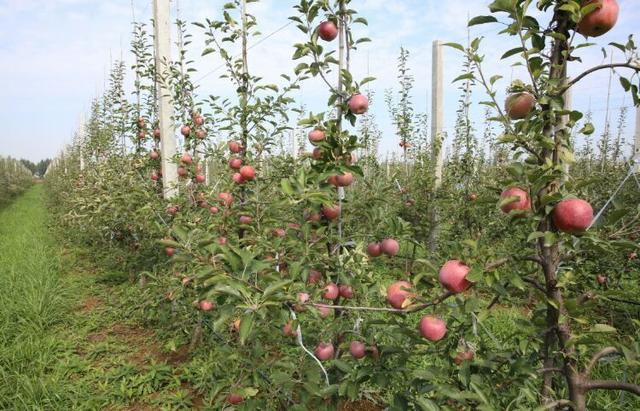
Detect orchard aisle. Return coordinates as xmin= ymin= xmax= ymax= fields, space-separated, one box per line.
xmin=0 ymin=186 xmax=199 ymax=410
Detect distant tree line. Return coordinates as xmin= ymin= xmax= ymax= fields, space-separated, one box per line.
xmin=20 ymin=159 xmax=51 ymax=177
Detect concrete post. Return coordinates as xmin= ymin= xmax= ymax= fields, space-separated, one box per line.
xmin=153 ymin=0 xmax=178 ymax=199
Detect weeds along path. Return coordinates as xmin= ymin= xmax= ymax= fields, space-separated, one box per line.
xmin=0 ymin=186 xmax=199 ymax=410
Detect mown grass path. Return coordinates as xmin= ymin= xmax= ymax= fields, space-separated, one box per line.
xmin=0 ymin=186 xmax=197 ymax=410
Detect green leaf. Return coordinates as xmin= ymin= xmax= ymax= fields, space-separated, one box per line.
xmin=415 ymin=397 xmax=440 ymax=411
xmin=452 ymin=73 xmax=475 ymax=83
xmin=443 ymin=42 xmax=465 ymax=52
xmin=333 ymin=359 xmax=352 ymax=373
xmin=590 ymin=324 xmax=617 ymax=333
xmin=527 ymin=231 xmax=545 ymax=242
xmin=239 ymin=313 xmax=254 ymax=345
xmin=262 ymin=280 xmax=293 ymax=298
xmin=468 ymin=15 xmax=498 ymax=26
xmin=543 ymin=231 xmax=557 ymax=248
xmin=158 ymin=239 xmax=181 ymax=248
xmin=579 ymin=123 xmax=595 ymax=135
xmin=281 ymin=178 xmax=294 ymax=195
xmin=501 ymin=47 xmax=524 ymax=59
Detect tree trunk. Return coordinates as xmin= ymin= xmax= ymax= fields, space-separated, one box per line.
xmin=538 ymin=8 xmax=584 ymax=409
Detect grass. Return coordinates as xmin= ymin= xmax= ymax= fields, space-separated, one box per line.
xmin=0 ymin=186 xmax=200 ymax=410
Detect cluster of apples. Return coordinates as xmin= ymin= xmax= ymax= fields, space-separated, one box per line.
xmin=503 ymin=1 xmax=619 ymax=121
xmin=138 ymin=117 xmax=162 ymax=182
xmin=383 ymin=260 xmax=471 ymax=345
xmin=367 ymin=238 xmax=400 ymax=257
xmin=176 ymin=152 xmax=206 ymax=184
xmin=227 ymin=140 xmax=256 ymax=186
xmin=500 ymin=188 xmax=594 ymax=234
xmin=180 ymin=111 xmax=207 ymax=141
xmin=315 ymin=20 xmax=369 ymax=116
xmin=313 ymin=340 xmax=378 ymax=362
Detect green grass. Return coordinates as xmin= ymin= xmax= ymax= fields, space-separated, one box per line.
xmin=0 ymin=186 xmax=199 ymax=410
xmin=0 ymin=185 xmax=78 ymax=409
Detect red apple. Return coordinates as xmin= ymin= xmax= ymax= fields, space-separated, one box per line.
xmin=209 ymin=206 xmax=219 ymax=215
xmin=273 ymin=228 xmax=286 ymax=238
xmin=199 ymin=300 xmax=214 ymax=311
xmin=177 ymin=167 xmax=187 ymax=177
xmin=180 ymin=125 xmax=191 ymax=137
xmin=306 ymin=212 xmax=322 ymax=223
xmin=138 ymin=130 xmax=145 ymax=140
xmin=468 ymin=193 xmax=477 ymax=201
xmin=151 ymin=172 xmax=159 ymax=181
xmin=308 ymin=270 xmax=322 ymax=285
xmin=283 ymin=321 xmax=297 ymax=337
xmin=339 ymin=285 xmax=353 ymax=299
xmin=323 ymin=282 xmax=339 ymax=300
xmin=312 ymin=147 xmax=323 ymax=160
xmin=227 ymin=393 xmax=243 ymax=405
xmin=552 ymin=198 xmax=593 ymax=234
xmin=327 ymin=175 xmax=339 ymax=187
xmin=181 ymin=153 xmax=192 ymax=164
xmin=195 ymin=174 xmax=205 ymax=183
xmin=165 ymin=247 xmax=175 ymax=257
xmin=137 ymin=117 xmax=145 ymax=128
xmin=380 ymin=238 xmax=400 ymax=256
xmin=297 ymin=292 xmax=310 ymax=304
xmin=150 ymin=150 xmax=159 ymax=160
xmin=314 ymin=342 xmax=335 ymax=361
xmin=349 ymin=341 xmax=366 ymax=359
xmin=239 ymin=215 xmax=252 ymax=225
xmin=367 ymin=242 xmax=382 ymax=257
xmin=348 ymin=94 xmax=369 ymax=115
xmin=318 ymin=21 xmax=338 ymax=41
xmin=232 ymin=173 xmax=245 ymax=184
xmin=336 ymin=172 xmax=353 ymax=187
xmin=218 ymin=236 xmax=228 ymax=246
xmin=419 ymin=316 xmax=447 ymax=341
xmin=454 ymin=350 xmax=474 ymax=365
xmin=308 ymin=128 xmax=326 ymax=143
xmin=439 ymin=260 xmax=471 ymax=293
xmin=386 ymin=281 xmax=414 ymax=309
xmin=229 ymin=157 xmax=242 ymax=169
xmin=228 ymin=140 xmax=242 ymax=153
xmin=166 ymin=206 xmax=178 ymax=215
xmin=317 ymin=305 xmax=332 ymax=318
xmin=577 ymin=0 xmax=619 ymax=37
xmin=505 ymin=92 xmax=536 ymax=120
xmin=500 ymin=187 xmax=531 ymax=214
xmin=218 ymin=192 xmax=234 ymax=206
xmin=153 ymin=128 xmax=161 ymax=139
xmin=322 ymin=205 xmax=341 ymax=220
xmin=240 ymin=165 xmax=255 ymax=181
xmin=195 ymin=129 xmax=206 ymax=139
xmin=194 ymin=115 xmax=204 ymax=126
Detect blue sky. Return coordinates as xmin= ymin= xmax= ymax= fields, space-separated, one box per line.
xmin=0 ymin=0 xmax=638 ymax=162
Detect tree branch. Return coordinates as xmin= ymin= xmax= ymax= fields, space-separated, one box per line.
xmin=562 ymin=61 xmax=640 ymax=94
xmin=523 ymin=255 xmax=543 ymax=266
xmin=585 ymin=379 xmax=640 ymax=396
xmin=584 ymin=346 xmax=619 ymax=377
xmin=523 ymin=277 xmax=546 ymax=293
